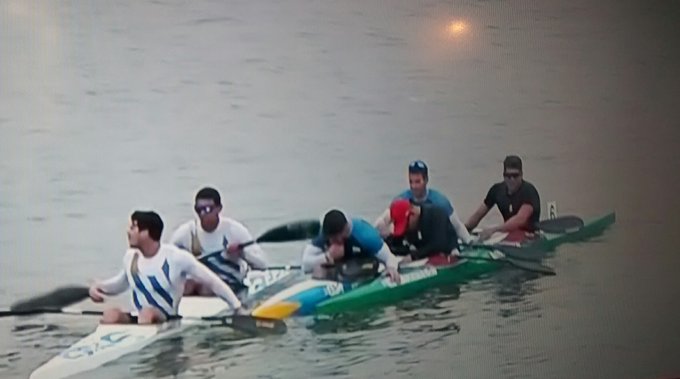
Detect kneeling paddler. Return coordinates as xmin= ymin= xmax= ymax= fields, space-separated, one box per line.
xmin=387 ymin=198 xmax=460 ymax=264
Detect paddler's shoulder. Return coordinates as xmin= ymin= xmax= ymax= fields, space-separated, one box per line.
xmin=158 ymin=243 xmax=196 ymax=261
xmin=122 ymin=248 xmax=138 ymax=261
xmin=216 ymin=216 xmax=249 ymax=233
xmin=424 ymin=188 xmax=452 ymax=203
xmin=520 ymin=180 xmax=539 ymax=192
xmin=487 ymin=181 xmax=506 ymax=193
xmin=348 ymin=217 xmax=373 ymax=230
xmin=394 ymin=189 xmax=413 ymax=200
xmin=348 ymin=217 xmax=383 ymax=243
xmin=171 ymin=219 xmax=196 ymax=235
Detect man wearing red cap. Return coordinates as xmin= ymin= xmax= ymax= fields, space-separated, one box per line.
xmin=388 ymin=198 xmax=460 ymax=263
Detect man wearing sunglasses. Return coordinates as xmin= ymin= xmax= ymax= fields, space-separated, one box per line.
xmin=169 ymin=187 xmax=269 ymax=296
xmin=465 ymin=155 xmax=541 ymax=241
xmin=374 ymin=160 xmax=474 ymax=245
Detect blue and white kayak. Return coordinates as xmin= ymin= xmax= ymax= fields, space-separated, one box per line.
xmin=28 ymin=268 xmax=296 ymax=379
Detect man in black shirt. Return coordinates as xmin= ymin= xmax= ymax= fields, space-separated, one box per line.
xmin=389 ymin=198 xmax=459 ymax=263
xmin=465 ymin=155 xmax=541 ymax=241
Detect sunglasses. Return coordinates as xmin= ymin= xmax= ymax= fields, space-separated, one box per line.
xmin=503 ymin=172 xmax=521 ymax=179
xmin=194 ymin=205 xmax=217 ymax=215
xmin=409 ymin=160 xmax=427 ymax=169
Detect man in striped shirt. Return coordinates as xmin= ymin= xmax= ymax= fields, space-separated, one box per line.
xmin=88 ymin=211 xmax=245 ymax=324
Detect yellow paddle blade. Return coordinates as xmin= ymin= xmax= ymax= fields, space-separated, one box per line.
xmin=251 ymin=301 xmax=301 ymax=320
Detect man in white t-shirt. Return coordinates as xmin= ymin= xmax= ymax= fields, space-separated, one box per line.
xmin=169 ymin=187 xmax=269 ymax=297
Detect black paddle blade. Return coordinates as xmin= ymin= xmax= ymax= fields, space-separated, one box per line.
xmin=465 ymin=243 xmax=547 ymax=262
xmin=495 ymin=244 xmax=547 ymax=262
xmin=255 ymin=220 xmax=321 ymax=243
xmin=538 ymin=216 xmax=585 ymax=234
xmin=9 ymin=286 xmax=90 ymax=312
xmin=504 ymin=257 xmax=556 ymax=276
xmin=207 ymin=315 xmax=287 ymax=335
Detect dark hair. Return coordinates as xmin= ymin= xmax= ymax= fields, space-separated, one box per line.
xmin=503 ymin=155 xmax=523 ymax=171
xmin=322 ymin=209 xmax=348 ymax=236
xmin=408 ymin=160 xmax=429 ymax=179
xmin=131 ymin=211 xmax=164 ymax=241
xmin=195 ymin=187 xmax=221 ymax=206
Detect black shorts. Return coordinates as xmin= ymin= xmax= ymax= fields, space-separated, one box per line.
xmin=123 ymin=313 xmax=139 ymax=324
xmin=124 ymin=312 xmax=178 ymax=323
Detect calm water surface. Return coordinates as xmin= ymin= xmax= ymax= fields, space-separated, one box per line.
xmin=1 ymin=0 xmax=679 ymax=378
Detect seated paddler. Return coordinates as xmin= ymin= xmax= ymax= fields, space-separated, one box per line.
xmin=387 ymin=198 xmax=460 ymax=264
xmin=301 ymin=209 xmax=402 ymax=283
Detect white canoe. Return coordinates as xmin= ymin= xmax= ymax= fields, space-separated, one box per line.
xmin=29 ymin=268 xmax=297 ymax=379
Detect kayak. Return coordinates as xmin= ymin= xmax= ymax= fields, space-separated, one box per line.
xmin=498 ymin=212 xmax=616 ymax=250
xmin=252 ymin=211 xmax=616 ymax=319
xmin=314 ymin=247 xmax=505 ymax=315
xmin=535 ymin=211 xmax=616 ymax=249
xmin=250 ymin=246 xmax=503 ymax=320
xmin=315 ymin=211 xmax=616 ymax=315
xmin=28 ymin=268 xmax=297 ymax=379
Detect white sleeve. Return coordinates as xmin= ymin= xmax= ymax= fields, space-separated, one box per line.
xmin=169 ymin=222 xmax=192 ymax=251
xmin=374 ymin=242 xmax=400 ymax=270
xmin=373 ymin=208 xmax=393 ymax=238
xmin=97 ymin=270 xmax=129 ymax=295
xmin=96 ymin=251 xmax=131 ymax=295
xmin=176 ymin=250 xmax=242 ymax=309
xmin=242 ymin=244 xmax=269 ymax=270
xmin=301 ymin=244 xmax=326 ymax=273
xmin=451 ymin=209 xmax=474 ymax=244
xmin=230 ymin=221 xmax=269 ymax=269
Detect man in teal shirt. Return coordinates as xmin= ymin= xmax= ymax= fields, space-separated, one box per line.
xmin=374 ymin=160 xmax=473 ymax=244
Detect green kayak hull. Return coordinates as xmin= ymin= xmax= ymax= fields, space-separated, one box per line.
xmin=314 ymin=211 xmax=616 ymax=316
xmin=314 ymin=247 xmax=502 ymax=315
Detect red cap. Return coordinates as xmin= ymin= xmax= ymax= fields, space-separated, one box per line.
xmin=390 ymin=199 xmax=412 ymax=237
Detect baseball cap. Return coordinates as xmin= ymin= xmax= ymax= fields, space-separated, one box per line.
xmin=390 ymin=198 xmax=412 ymax=237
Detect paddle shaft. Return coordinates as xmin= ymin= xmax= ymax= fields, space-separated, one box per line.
xmin=459 ymin=252 xmax=555 ymax=275
xmin=0 ymin=307 xmax=102 ymax=318
xmin=0 ymin=307 xmax=285 ymax=334
xmin=258 ymin=265 xmax=302 ymax=271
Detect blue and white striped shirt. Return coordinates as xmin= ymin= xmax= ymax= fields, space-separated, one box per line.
xmin=95 ymin=244 xmax=242 ymax=317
